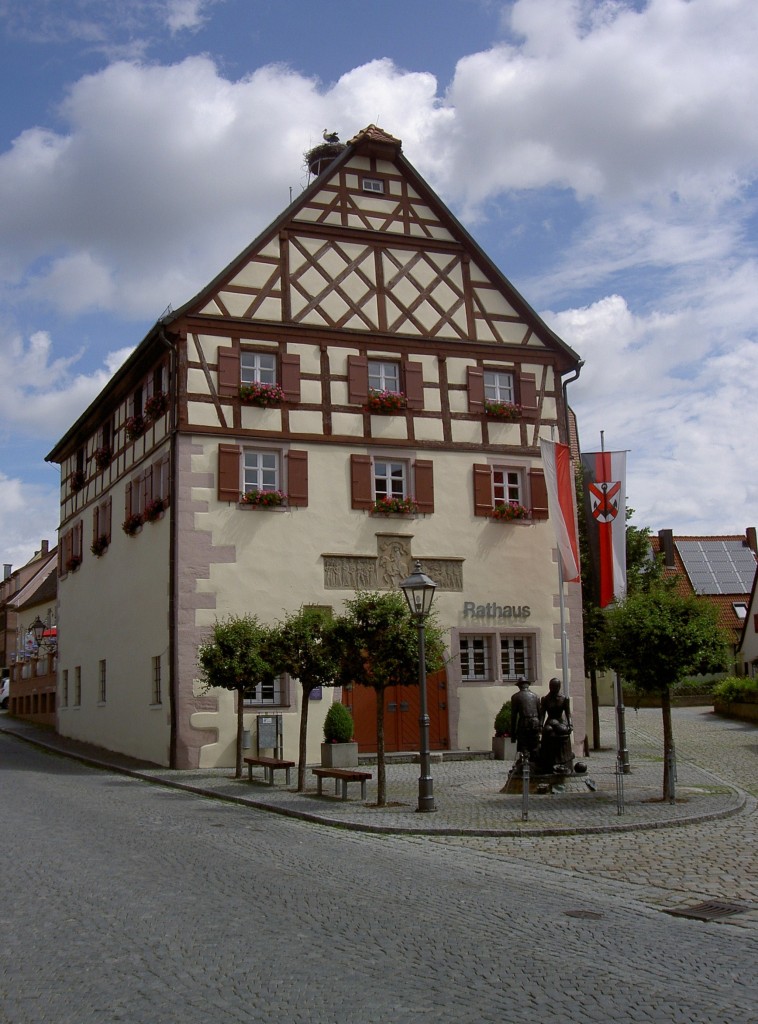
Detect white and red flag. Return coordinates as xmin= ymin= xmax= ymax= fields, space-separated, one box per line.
xmin=581 ymin=450 xmax=627 ymax=607
xmin=539 ymin=439 xmax=580 ymax=583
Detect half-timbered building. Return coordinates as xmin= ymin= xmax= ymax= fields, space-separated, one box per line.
xmin=47 ymin=125 xmax=585 ymax=768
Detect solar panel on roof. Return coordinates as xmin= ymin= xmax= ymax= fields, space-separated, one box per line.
xmin=676 ymin=538 xmax=756 ymax=596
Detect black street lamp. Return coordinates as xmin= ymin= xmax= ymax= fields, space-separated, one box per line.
xmin=31 ymin=616 xmax=47 ymax=646
xmin=399 ymin=560 xmax=437 ymax=813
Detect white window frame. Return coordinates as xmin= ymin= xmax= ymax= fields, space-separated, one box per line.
xmin=373 ymin=458 xmax=408 ymax=500
xmin=362 ymin=177 xmax=385 ymax=193
xmin=243 ymin=675 xmax=286 ymax=707
xmin=460 ymin=636 xmax=491 ymax=681
xmin=368 ymin=360 xmax=400 ymax=394
xmin=241 ymin=350 xmax=277 ymax=386
xmin=500 ymin=636 xmax=530 ymax=681
xmin=484 ymin=370 xmax=515 ymax=404
xmin=458 ymin=631 xmax=536 ymax=684
xmin=492 ymin=466 xmax=525 ymax=506
xmin=243 ymin=449 xmax=280 ymax=494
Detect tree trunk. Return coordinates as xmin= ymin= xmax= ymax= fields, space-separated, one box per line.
xmin=590 ymin=668 xmax=601 ymax=751
xmin=297 ymin=687 xmax=310 ymax=792
xmin=376 ymin=689 xmax=386 ymax=807
xmin=661 ymin=685 xmax=674 ymax=801
xmin=235 ymin=686 xmax=244 ymax=779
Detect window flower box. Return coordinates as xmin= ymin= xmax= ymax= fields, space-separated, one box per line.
xmin=144 ymin=497 xmax=166 ymax=522
xmin=144 ymin=391 xmax=168 ymax=421
xmin=90 ymin=534 xmax=109 ymax=557
xmin=484 ymin=400 xmax=521 ymax=421
xmin=372 ymin=496 xmax=419 ymax=516
xmin=70 ymin=469 xmax=86 ymax=493
xmin=239 ymin=382 xmax=285 ymax=407
xmin=122 ymin=512 xmax=144 ymax=536
xmin=365 ymin=389 xmax=406 ymax=414
xmin=125 ymin=415 xmax=145 ymax=440
xmin=66 ymin=555 xmax=82 ymax=572
xmin=490 ymin=502 xmax=531 ymax=521
xmin=92 ymin=446 xmax=111 ymax=470
xmin=240 ymin=489 xmax=287 ymax=508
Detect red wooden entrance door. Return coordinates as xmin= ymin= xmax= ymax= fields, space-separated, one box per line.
xmin=344 ymin=669 xmax=449 ymax=753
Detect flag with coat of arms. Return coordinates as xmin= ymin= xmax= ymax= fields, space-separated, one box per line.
xmin=581 ymin=450 xmax=627 ymax=608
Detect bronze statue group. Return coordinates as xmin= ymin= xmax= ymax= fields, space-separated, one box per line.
xmin=510 ymin=677 xmax=575 ymax=777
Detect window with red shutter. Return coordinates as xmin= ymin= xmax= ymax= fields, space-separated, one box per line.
xmin=218 ymin=444 xmax=241 ymax=502
xmin=348 ymin=356 xmax=369 ymax=405
xmin=217 ymin=347 xmax=240 ymax=398
xmin=286 ymin=450 xmax=308 ymax=507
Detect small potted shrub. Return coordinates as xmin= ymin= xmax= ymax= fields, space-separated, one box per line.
xmin=321 ymin=701 xmax=358 ymax=768
xmin=492 ymin=701 xmax=512 ymax=760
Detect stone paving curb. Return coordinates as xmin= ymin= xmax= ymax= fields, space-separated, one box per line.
xmin=0 ymin=713 xmax=750 ymax=838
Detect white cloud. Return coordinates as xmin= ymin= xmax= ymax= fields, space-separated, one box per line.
xmin=0 ymin=472 xmax=59 ymax=571
xmin=165 ymin=0 xmax=214 ymax=34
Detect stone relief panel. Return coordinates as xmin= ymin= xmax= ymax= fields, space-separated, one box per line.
xmin=323 ymin=535 xmax=464 ymax=592
xmin=376 ymin=535 xmax=413 ymax=589
xmin=323 ymin=556 xmax=378 ymax=590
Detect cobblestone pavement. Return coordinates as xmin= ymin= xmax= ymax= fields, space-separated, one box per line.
xmin=1 ymin=726 xmax=756 ymax=1024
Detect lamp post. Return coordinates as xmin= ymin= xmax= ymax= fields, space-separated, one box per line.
xmin=400 ymin=559 xmax=437 ymax=813
xmin=31 ymin=616 xmax=47 ymax=647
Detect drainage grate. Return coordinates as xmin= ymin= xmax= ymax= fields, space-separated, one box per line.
xmin=564 ymin=910 xmax=604 ymax=920
xmin=665 ymin=901 xmax=750 ymax=922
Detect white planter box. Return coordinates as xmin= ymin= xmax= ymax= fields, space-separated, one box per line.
xmin=320 ymin=742 xmax=359 ymax=768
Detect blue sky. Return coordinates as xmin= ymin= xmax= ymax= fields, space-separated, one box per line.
xmin=1 ymin=0 xmax=756 ymax=566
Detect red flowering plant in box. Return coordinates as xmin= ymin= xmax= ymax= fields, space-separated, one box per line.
xmin=144 ymin=391 xmax=168 ymax=421
xmin=240 ymin=489 xmax=287 ymax=508
xmin=484 ymin=399 xmax=521 ymax=421
xmin=365 ymin=389 xmax=406 ymax=414
xmin=90 ymin=534 xmax=109 ymax=557
xmin=65 ymin=554 xmax=82 ymax=572
xmin=92 ymin=446 xmax=111 ymax=470
xmin=490 ymin=502 xmax=531 ymax=522
xmin=125 ymin=415 xmax=145 ymax=440
xmin=372 ymin=495 xmax=419 ymax=516
xmin=70 ymin=469 xmax=86 ymax=493
xmin=144 ymin=497 xmax=166 ymax=522
xmin=122 ymin=512 xmax=144 ymax=535
xmin=239 ymin=382 xmax=285 ymax=407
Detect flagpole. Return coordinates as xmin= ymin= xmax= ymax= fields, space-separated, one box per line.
xmin=601 ymin=431 xmax=631 ymax=775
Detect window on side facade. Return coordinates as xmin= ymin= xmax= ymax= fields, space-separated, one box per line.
xmin=243 ymin=676 xmax=287 ymax=707
xmin=74 ymin=666 xmax=82 ymax=706
xmin=460 ymin=636 xmax=491 ymax=681
xmin=61 ymin=669 xmax=69 ymax=708
xmin=152 ymin=655 xmax=162 ymax=705
xmin=98 ymin=660 xmax=106 ymax=703
xmin=492 ymin=467 xmax=525 ymax=506
xmin=362 ymin=177 xmax=385 ymax=193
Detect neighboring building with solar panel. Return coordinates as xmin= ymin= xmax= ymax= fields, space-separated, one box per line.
xmin=651 ymin=527 xmax=758 ymax=667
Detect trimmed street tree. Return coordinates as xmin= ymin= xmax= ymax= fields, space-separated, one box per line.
xmin=331 ymin=591 xmax=445 ymax=806
xmin=197 ymin=615 xmax=278 ymax=779
xmin=269 ymin=607 xmax=340 ymax=791
xmin=598 ymin=584 xmax=727 ymax=799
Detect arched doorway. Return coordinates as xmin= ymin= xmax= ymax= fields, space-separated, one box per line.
xmin=343 ymin=668 xmax=449 ymax=753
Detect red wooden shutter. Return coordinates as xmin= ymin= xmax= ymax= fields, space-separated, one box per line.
xmin=217 ymin=347 xmax=240 ymax=398
xmin=74 ymin=520 xmax=83 ymax=560
xmin=347 ymin=356 xmax=368 ymax=405
xmin=287 ymin=450 xmax=308 ymax=507
xmin=144 ymin=466 xmax=153 ymax=506
xmin=414 ymin=459 xmax=434 ymax=514
xmin=92 ymin=504 xmax=100 ymax=545
xmin=473 ymin=464 xmax=493 ymax=516
xmin=530 ymin=468 xmax=549 ymax=520
xmin=104 ymin=496 xmax=112 ymax=541
xmin=125 ymin=481 xmax=133 ymax=518
xmin=281 ymin=353 xmax=301 ymax=403
xmin=518 ymin=372 xmax=538 ymax=413
xmin=350 ymin=454 xmax=373 ymax=510
xmin=218 ymin=444 xmax=241 ymax=502
xmin=405 ymin=362 xmax=424 ymax=410
xmin=467 ymin=366 xmax=484 ymax=414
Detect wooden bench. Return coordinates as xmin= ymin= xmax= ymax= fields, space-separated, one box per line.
xmin=312 ymin=767 xmax=372 ymax=801
xmin=244 ymin=756 xmax=295 ymax=786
